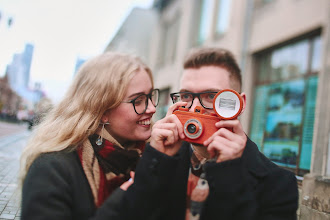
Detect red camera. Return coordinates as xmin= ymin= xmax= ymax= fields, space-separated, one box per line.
xmin=173 ymin=89 xmax=243 ymax=145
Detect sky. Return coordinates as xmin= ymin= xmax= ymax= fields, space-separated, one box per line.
xmin=0 ymin=0 xmax=154 ymax=104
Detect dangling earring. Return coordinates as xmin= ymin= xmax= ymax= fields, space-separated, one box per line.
xmin=96 ymin=122 xmax=109 ymax=146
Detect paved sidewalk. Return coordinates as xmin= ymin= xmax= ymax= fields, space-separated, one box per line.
xmin=0 ymin=122 xmax=28 ymax=138
xmin=0 ymin=121 xmax=31 ymax=220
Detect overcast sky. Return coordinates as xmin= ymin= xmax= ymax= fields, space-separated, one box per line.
xmin=0 ymin=0 xmax=154 ymax=103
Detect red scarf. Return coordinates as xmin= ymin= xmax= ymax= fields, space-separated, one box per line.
xmin=77 ymin=134 xmax=145 ymax=207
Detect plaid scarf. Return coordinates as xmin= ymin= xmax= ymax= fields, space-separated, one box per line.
xmin=186 ymin=146 xmax=210 ymax=220
xmin=77 ymin=130 xmax=145 ymax=207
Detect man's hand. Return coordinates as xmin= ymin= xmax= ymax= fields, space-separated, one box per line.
xmin=203 ymin=119 xmax=247 ymax=163
xmin=149 ymin=102 xmax=187 ymax=156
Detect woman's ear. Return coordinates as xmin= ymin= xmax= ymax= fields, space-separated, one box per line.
xmin=101 ymin=111 xmax=109 ymax=123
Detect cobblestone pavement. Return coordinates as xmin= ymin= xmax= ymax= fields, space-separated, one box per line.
xmin=0 ymin=121 xmax=31 ymax=220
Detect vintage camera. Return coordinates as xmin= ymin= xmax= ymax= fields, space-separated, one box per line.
xmin=173 ymin=89 xmax=243 ymax=145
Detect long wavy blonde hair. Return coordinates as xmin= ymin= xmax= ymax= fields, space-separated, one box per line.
xmin=19 ymin=52 xmax=153 ymax=184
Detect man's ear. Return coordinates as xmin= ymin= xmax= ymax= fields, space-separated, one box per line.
xmin=240 ymin=92 xmax=247 ymax=114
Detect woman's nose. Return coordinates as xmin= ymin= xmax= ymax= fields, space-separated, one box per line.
xmin=145 ymin=98 xmax=156 ymax=114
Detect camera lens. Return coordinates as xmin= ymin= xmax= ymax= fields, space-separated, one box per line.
xmin=187 ymin=124 xmax=196 ymax=134
xmin=184 ymin=119 xmax=202 ymax=139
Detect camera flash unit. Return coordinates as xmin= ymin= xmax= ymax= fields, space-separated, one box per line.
xmin=213 ymin=89 xmax=243 ymax=120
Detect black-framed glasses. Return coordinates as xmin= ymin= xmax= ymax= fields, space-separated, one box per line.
xmin=123 ymin=89 xmax=160 ymax=115
xmin=170 ymin=91 xmax=218 ymax=109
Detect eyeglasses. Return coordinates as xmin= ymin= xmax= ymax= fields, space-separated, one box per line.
xmin=123 ymin=89 xmax=160 ymax=115
xmin=170 ymin=91 xmax=218 ymax=109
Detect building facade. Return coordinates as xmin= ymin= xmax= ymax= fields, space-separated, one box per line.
xmin=0 ymin=75 xmax=21 ymax=120
xmin=105 ymin=7 xmax=158 ymax=63
xmin=106 ymin=0 xmax=330 ymax=218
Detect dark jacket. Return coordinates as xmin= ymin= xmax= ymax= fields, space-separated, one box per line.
xmin=21 ymin=137 xmax=298 ymax=220
xmin=121 ymin=137 xmax=299 ymax=220
xmin=21 ymin=151 xmax=127 ymax=220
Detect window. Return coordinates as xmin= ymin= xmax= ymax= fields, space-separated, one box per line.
xmin=255 ymin=0 xmax=274 ymax=7
xmin=311 ymin=37 xmax=321 ymax=72
xmin=250 ymin=35 xmax=321 ymax=176
xmin=215 ymin=0 xmax=231 ymax=35
xmin=198 ymin=0 xmax=213 ymax=44
xmin=158 ymin=18 xmax=180 ymax=67
xmin=258 ymin=40 xmax=309 ymax=84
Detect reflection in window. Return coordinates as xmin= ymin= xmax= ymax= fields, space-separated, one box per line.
xmin=216 ymin=0 xmax=231 ymax=35
xmin=258 ymin=53 xmax=271 ymax=83
xmin=270 ymin=41 xmax=308 ymax=81
xmin=198 ymin=0 xmax=213 ymax=44
xmin=311 ymin=36 xmax=322 ymax=72
xmin=258 ymin=39 xmax=311 ymax=83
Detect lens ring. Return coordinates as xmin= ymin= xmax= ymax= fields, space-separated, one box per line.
xmin=184 ymin=119 xmax=203 ymax=139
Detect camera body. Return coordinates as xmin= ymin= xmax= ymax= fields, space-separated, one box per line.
xmin=173 ymin=89 xmax=243 ymax=145
xmin=173 ymin=106 xmax=219 ymax=145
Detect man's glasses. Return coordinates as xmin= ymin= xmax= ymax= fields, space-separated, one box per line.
xmin=123 ymin=89 xmax=160 ymax=115
xmin=170 ymin=91 xmax=218 ymax=109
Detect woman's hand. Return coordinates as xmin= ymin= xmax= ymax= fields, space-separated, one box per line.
xmin=149 ymin=102 xmax=187 ymax=156
xmin=203 ymin=119 xmax=247 ymax=163
xmin=120 ymin=171 xmax=135 ymax=191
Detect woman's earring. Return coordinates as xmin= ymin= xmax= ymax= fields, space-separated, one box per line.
xmin=96 ymin=122 xmax=109 ymax=146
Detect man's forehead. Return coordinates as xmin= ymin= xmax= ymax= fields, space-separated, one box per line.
xmin=180 ymin=67 xmax=230 ymax=90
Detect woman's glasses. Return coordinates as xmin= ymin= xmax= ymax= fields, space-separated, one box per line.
xmin=123 ymin=89 xmax=160 ymax=115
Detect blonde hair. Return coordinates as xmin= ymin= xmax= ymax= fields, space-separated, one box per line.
xmin=19 ymin=52 xmax=153 ymax=185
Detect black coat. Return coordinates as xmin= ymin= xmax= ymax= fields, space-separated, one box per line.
xmin=21 ymin=150 xmax=129 ymax=220
xmin=21 ymin=137 xmax=298 ymax=220
xmin=121 ymin=137 xmax=299 ymax=219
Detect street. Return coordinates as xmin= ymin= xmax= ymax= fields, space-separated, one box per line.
xmin=0 ymin=121 xmax=31 ymax=220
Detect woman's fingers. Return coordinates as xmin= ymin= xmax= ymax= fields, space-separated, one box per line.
xmin=120 ymin=178 xmax=134 ymax=191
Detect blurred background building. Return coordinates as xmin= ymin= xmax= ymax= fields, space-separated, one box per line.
xmin=1 ymin=43 xmax=47 ymax=122
xmin=0 ymin=9 xmax=49 ymax=122
xmin=105 ymin=0 xmax=330 ymax=219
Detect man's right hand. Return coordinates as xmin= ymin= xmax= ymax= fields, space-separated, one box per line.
xmin=149 ymin=102 xmax=187 ymax=156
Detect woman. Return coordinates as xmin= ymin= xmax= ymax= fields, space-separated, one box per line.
xmin=20 ymin=52 xmax=159 ymax=219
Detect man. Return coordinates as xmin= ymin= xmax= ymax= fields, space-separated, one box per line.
xmin=115 ymin=47 xmax=298 ymax=220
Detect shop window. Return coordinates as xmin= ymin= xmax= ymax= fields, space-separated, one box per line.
xmin=250 ymin=35 xmax=321 ymax=176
